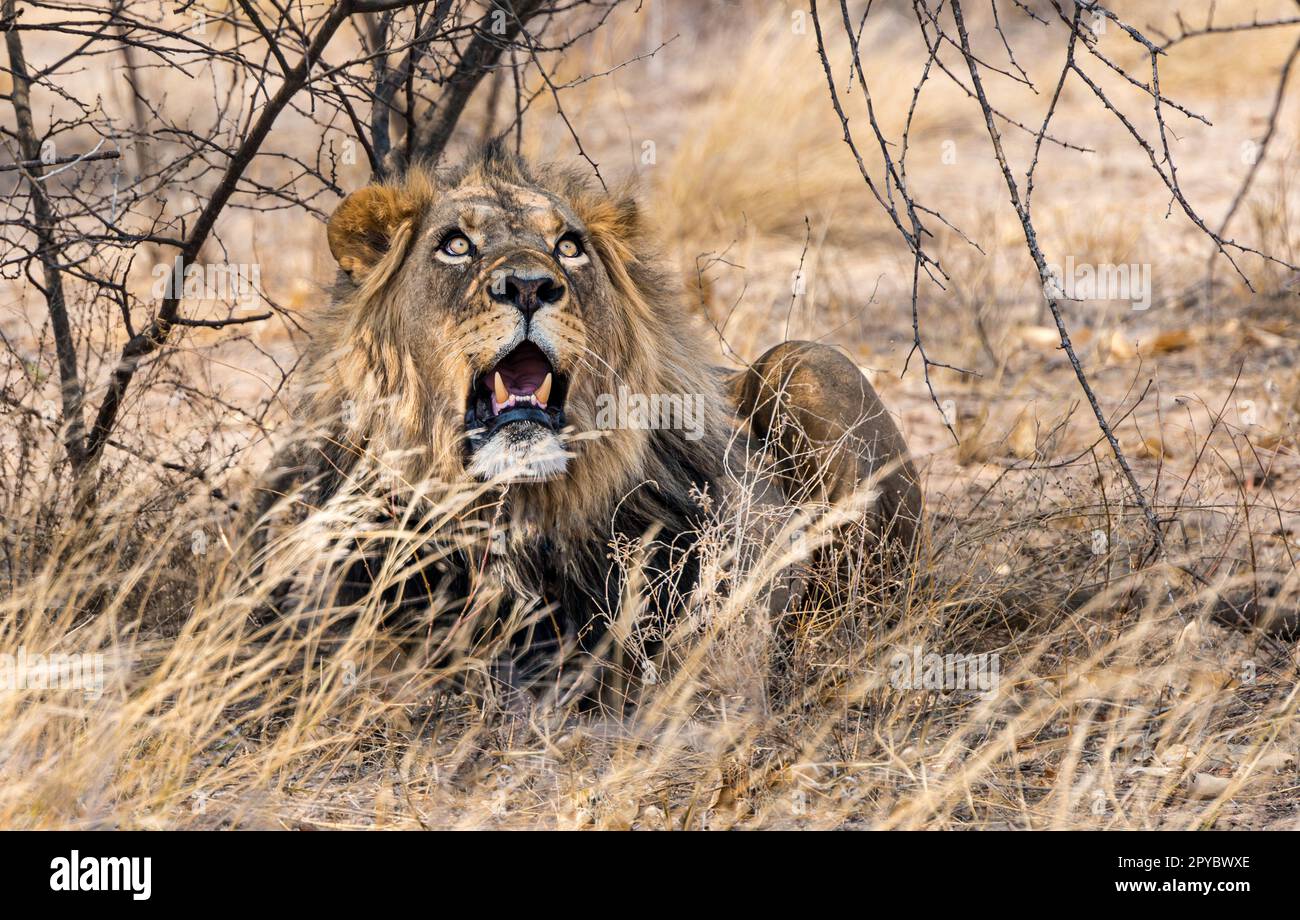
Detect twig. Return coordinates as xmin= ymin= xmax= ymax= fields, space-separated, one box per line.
xmin=948 ymin=0 xmax=1165 ymax=552
xmin=0 ymin=149 xmax=120 ymax=172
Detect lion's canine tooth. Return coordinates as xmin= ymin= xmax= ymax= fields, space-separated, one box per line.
xmin=536 ymin=372 xmax=552 ymax=408
xmin=494 ymin=371 xmax=509 ymax=406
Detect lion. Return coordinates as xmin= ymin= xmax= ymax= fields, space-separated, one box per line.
xmin=246 ymin=142 xmax=921 ymax=706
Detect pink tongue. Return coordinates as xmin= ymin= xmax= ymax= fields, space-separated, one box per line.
xmin=495 ymin=344 xmax=549 ymax=395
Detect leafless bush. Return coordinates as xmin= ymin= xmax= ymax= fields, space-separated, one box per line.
xmin=0 ymin=0 xmax=626 ymax=513
xmin=809 ymin=0 xmax=1300 ymax=578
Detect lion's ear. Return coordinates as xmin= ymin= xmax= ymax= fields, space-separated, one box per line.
xmin=327 ymin=186 xmax=420 ymax=280
xmin=577 ymin=188 xmax=646 ymax=287
xmin=581 ymin=190 xmax=642 ymax=251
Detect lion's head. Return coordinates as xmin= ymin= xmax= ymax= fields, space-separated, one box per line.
xmin=306 ymin=144 xmax=728 ymax=536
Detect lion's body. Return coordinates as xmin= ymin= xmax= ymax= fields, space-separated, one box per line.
xmin=247 ymin=145 xmax=921 ymax=701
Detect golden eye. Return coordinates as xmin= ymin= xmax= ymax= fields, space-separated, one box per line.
xmin=442 ymin=233 xmax=471 ymax=257
xmin=555 ymin=236 xmax=583 ymax=259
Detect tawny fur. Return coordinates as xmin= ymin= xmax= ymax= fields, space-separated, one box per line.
xmin=246 ymin=145 xmax=921 ymax=694
xmin=297 ymin=151 xmax=731 ymax=545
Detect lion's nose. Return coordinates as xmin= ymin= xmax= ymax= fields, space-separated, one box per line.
xmin=491 ymin=272 xmax=565 ymax=318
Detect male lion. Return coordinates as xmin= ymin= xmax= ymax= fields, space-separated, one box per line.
xmin=248 ymin=143 xmax=920 ymax=705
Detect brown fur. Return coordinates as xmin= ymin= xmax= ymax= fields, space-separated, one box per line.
xmin=293 ymin=149 xmax=731 ymax=544
xmin=248 ymin=144 xmax=921 ymax=697
xmin=731 ymin=341 xmax=922 ymax=552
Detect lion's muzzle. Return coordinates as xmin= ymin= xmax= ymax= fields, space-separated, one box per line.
xmin=464 ymin=340 xmax=572 ymax=482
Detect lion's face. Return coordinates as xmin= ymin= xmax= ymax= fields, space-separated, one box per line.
xmin=386 ymin=179 xmax=610 ymax=482
xmin=320 ymin=148 xmax=708 ymax=512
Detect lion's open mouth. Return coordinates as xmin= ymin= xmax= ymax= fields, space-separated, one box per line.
xmin=464 ymin=341 xmax=569 ymax=439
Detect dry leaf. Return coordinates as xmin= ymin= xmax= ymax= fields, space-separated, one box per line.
xmin=1135 ymin=435 xmax=1174 ymax=460
xmin=956 ymin=406 xmax=992 ymax=466
xmin=1228 ymin=747 xmax=1295 ymax=771
xmin=373 ymin=788 xmax=395 ymax=827
xmin=1186 ymin=772 xmax=1231 ymax=799
xmin=1251 ymin=430 xmax=1293 ymax=453
xmin=1106 ymin=329 xmax=1138 ymax=361
xmin=1175 ymin=618 xmax=1203 ymax=651
xmin=1245 ymin=326 xmax=1288 ymax=349
xmin=1251 ymin=751 xmax=1296 ymax=771
xmin=635 ymin=804 xmax=670 ymax=830
xmin=1008 ymin=406 xmax=1039 ymax=460
xmin=707 ymin=758 xmax=749 ymax=828
xmin=1187 ymin=669 xmax=1234 ymax=696
xmin=1112 ymin=732 xmax=1148 ymax=753
xmin=1148 ymin=329 xmax=1195 ymax=354
xmin=1018 ymin=325 xmax=1062 ymax=349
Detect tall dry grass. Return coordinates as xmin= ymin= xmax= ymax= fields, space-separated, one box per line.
xmin=2 ymin=392 xmax=1298 ymax=829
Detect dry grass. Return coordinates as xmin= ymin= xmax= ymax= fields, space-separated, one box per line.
xmin=3 ymin=430 xmax=1298 ymax=830
xmin=3 ymin=0 xmax=1300 ymax=829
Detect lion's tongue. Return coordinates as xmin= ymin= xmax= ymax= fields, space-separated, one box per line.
xmin=490 ymin=343 xmax=552 ymax=414
xmin=496 ymin=343 xmax=550 ymax=394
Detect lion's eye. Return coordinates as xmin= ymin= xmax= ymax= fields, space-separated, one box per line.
xmin=441 ymin=233 xmax=472 ymax=258
xmin=555 ymin=235 xmax=583 ymax=259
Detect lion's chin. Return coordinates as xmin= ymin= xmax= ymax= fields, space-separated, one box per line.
xmin=466 ymin=421 xmax=571 ymax=483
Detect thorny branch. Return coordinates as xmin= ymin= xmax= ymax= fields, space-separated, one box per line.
xmin=810 ymin=0 xmax=1300 ymax=563
xmin=0 ymin=0 xmax=633 ymax=506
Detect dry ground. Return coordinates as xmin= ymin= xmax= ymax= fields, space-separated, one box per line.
xmin=2 ymin=0 xmax=1300 ymax=828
